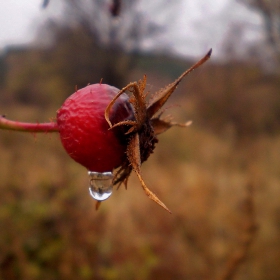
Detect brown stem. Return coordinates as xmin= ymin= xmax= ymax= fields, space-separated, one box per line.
xmin=0 ymin=115 xmax=59 ymax=133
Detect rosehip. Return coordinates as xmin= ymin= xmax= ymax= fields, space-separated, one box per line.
xmin=57 ymin=84 xmax=133 ymax=172
xmin=0 ymin=49 xmax=211 ymax=213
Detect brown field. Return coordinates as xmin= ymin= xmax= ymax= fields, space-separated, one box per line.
xmin=1 ymin=99 xmax=280 ymax=279
xmin=0 ymin=36 xmax=280 ymax=279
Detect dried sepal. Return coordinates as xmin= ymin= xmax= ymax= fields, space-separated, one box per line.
xmin=108 ymin=120 xmax=137 ymax=132
xmin=105 ymin=77 xmax=147 ymax=130
xmin=127 ymin=133 xmax=141 ymax=173
xmin=104 ymin=49 xmax=212 ymax=213
xmin=151 ymin=117 xmax=192 ymax=135
xmin=127 ymin=133 xmax=171 ymax=213
xmin=134 ymin=170 xmax=171 ymax=213
xmin=113 ymin=165 xmax=132 ymax=188
xmin=147 ymin=48 xmax=212 ymax=119
xmin=95 ymin=201 xmax=102 ymax=210
xmin=137 ymin=74 xmax=147 ymax=96
xmin=105 ymin=82 xmax=137 ymax=128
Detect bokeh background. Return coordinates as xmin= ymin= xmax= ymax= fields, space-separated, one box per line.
xmin=0 ymin=1 xmax=280 ymax=279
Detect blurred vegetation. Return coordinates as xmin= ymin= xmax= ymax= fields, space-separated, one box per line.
xmin=1 ymin=1 xmax=280 ymax=280
xmin=242 ymin=0 xmax=280 ymax=66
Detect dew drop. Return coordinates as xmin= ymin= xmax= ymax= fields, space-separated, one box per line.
xmin=88 ymin=171 xmax=113 ymax=201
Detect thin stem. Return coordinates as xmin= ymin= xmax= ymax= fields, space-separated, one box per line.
xmin=0 ymin=115 xmax=59 ymax=133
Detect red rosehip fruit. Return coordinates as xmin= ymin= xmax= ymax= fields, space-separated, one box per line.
xmin=57 ymin=84 xmax=133 ymax=172
xmin=0 ymin=49 xmax=211 ymax=212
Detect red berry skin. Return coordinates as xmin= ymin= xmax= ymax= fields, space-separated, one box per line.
xmin=57 ymin=84 xmax=133 ymax=172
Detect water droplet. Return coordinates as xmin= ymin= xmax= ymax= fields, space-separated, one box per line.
xmin=88 ymin=171 xmax=113 ymax=201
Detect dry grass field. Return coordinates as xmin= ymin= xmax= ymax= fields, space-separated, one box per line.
xmin=0 ymin=23 xmax=280 ymax=278
xmin=1 ymin=98 xmax=280 ymax=279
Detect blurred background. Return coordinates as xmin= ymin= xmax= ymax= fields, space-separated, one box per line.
xmin=0 ymin=0 xmax=280 ymax=279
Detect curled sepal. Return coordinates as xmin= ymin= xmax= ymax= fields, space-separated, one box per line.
xmin=105 ymin=77 xmax=147 ymax=131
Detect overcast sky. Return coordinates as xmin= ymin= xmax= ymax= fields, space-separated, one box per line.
xmin=0 ymin=1 xmax=62 ymax=47
xmin=0 ymin=0 xmax=263 ymax=59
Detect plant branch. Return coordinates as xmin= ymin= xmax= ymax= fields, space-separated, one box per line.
xmin=0 ymin=115 xmax=59 ymax=133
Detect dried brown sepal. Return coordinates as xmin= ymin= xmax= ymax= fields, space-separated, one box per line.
xmin=147 ymin=48 xmax=212 ymax=119
xmin=105 ymin=49 xmax=212 ymax=213
xmin=127 ymin=133 xmax=171 ymax=213
xmin=114 ymin=165 xmax=132 ymax=189
xmin=151 ymin=117 xmax=192 ymax=135
xmin=95 ymin=201 xmax=102 ymax=210
xmin=135 ymin=169 xmax=171 ymax=213
xmin=105 ymin=82 xmax=139 ymax=130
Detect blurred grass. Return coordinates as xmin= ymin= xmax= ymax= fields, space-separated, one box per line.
xmin=1 ymin=25 xmax=280 ymax=278
xmin=1 ymin=103 xmax=280 ymax=279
